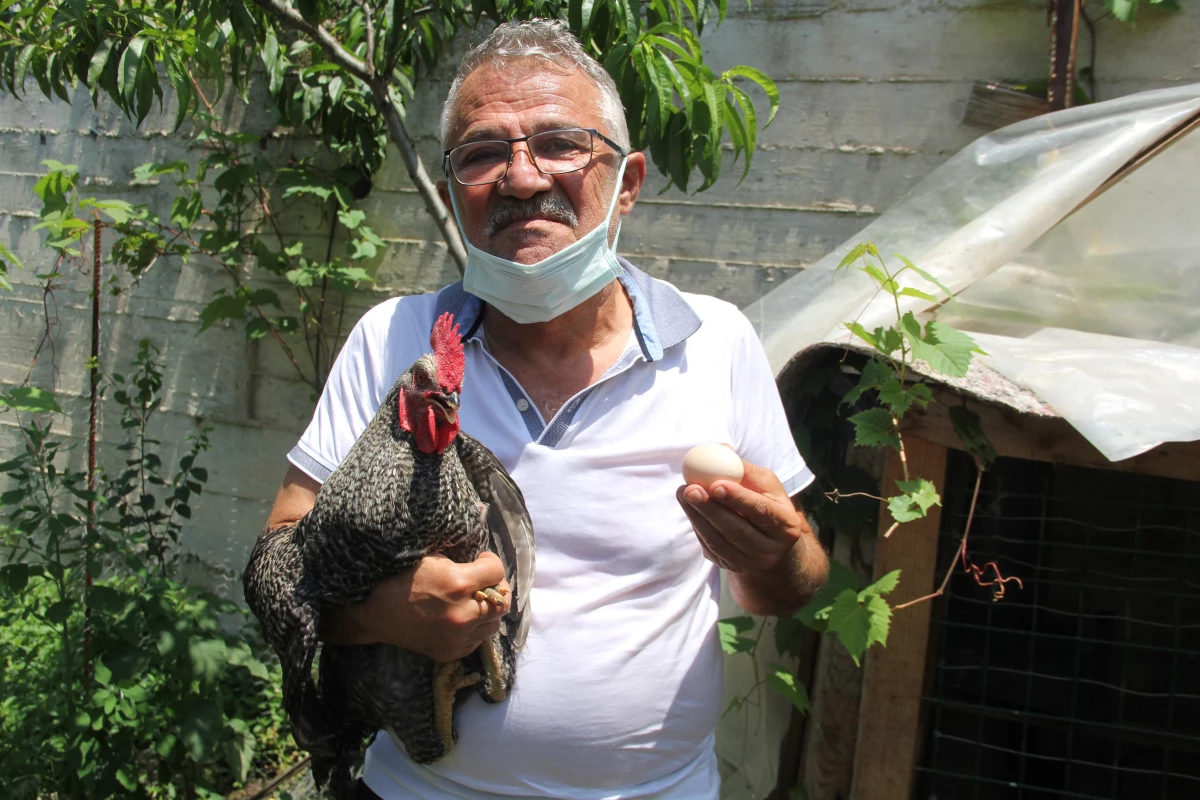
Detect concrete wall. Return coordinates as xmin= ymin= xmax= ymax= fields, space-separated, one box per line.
xmin=1 ymin=1 xmax=1197 ymax=578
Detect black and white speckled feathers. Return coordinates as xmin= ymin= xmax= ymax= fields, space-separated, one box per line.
xmin=244 ymin=363 xmax=534 ymax=800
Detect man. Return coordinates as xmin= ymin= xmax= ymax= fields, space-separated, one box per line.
xmin=263 ymin=19 xmax=828 ymax=800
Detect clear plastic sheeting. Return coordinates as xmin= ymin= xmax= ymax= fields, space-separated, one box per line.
xmin=744 ymin=83 xmax=1200 ymax=462
xmin=972 ymin=329 xmax=1200 ymax=462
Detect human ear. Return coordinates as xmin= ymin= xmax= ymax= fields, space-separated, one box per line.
xmin=619 ymin=151 xmax=647 ymax=215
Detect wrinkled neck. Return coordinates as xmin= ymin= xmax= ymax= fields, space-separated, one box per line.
xmin=397 ymin=390 xmax=458 ymax=455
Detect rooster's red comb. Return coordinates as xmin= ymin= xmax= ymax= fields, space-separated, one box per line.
xmin=430 ymin=312 xmax=465 ymax=389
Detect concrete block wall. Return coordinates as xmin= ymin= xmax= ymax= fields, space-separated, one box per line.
xmin=1 ymin=1 xmax=1197 ymax=576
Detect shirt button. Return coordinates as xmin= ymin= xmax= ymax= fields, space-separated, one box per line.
xmin=516 ymin=398 xmax=530 ymax=412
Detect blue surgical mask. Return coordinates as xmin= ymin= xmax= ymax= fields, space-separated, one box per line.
xmin=450 ymin=159 xmax=628 ymax=324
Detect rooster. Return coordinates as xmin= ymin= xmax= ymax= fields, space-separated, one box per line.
xmin=243 ymin=312 xmax=535 ymax=799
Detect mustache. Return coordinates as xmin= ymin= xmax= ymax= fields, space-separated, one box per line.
xmin=483 ymin=194 xmax=578 ymax=237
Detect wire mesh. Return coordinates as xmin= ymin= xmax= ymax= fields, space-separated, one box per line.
xmin=915 ymin=452 xmax=1200 ymax=799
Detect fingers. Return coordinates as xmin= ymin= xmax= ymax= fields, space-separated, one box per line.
xmin=707 ymin=479 xmax=798 ymax=543
xmin=423 ymin=553 xmax=510 ymax=618
xmin=677 ymin=486 xmax=749 ymax=570
xmin=467 ymin=551 xmax=512 ymax=615
xmin=734 ymin=455 xmax=790 ymax=499
xmin=677 ymin=458 xmax=804 ymax=575
xmin=468 ymin=550 xmax=507 ymax=585
xmin=404 ymin=555 xmax=508 ymax=661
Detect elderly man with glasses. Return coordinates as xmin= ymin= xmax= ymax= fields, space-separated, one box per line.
xmin=262 ymin=18 xmax=828 ymax=800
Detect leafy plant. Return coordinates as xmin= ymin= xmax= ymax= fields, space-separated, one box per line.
xmin=0 ymin=347 xmax=294 ymax=798
xmin=0 ymin=240 xmax=22 ymax=291
xmin=719 ymin=242 xmax=1013 ymax=733
xmin=106 ymin=339 xmax=213 ymax=577
xmin=2 ymin=0 xmax=783 ymax=390
xmin=836 ymin=243 xmax=984 ymax=536
xmin=0 ymin=0 xmax=778 ymax=201
xmin=1102 ymin=0 xmax=1183 ymax=24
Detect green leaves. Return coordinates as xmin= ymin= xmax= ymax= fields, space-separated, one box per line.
xmin=767 ymin=664 xmax=810 ymax=714
xmin=848 ymin=407 xmax=899 ymax=450
xmin=0 ymin=386 xmax=61 ymax=413
xmin=561 ymin=0 xmax=779 ymax=193
xmin=179 ymin=699 xmax=224 ymax=761
xmin=887 ymin=478 xmax=941 ymax=523
xmin=794 ymin=559 xmax=861 ymax=633
xmin=900 ymin=314 xmax=983 ymax=379
xmin=188 ymin=638 xmax=229 ymax=683
xmin=0 ymin=240 xmax=22 ymax=291
xmin=723 ymin=65 xmax=779 ymax=126
xmin=1104 ymin=0 xmax=1182 ymax=24
xmin=793 ymin=565 xmax=900 ymax=665
xmin=950 ymin=405 xmax=997 ymax=470
xmin=718 ymin=615 xmax=756 ymax=654
xmin=819 ymin=570 xmax=901 ymax=666
xmin=197 ymin=286 xmax=282 ymax=335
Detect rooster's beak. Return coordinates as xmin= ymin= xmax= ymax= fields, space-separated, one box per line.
xmin=431 ymin=391 xmax=460 ymax=425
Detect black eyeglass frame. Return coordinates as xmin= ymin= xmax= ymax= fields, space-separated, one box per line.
xmin=442 ymin=127 xmax=629 ymax=186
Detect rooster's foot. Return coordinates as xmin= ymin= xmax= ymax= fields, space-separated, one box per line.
xmin=474 ymin=585 xmax=508 ymax=606
xmin=433 ymin=660 xmax=481 ymax=755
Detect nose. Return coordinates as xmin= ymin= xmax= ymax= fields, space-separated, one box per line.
xmin=499 ymin=143 xmax=553 ymax=199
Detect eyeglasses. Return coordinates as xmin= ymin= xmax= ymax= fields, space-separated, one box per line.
xmin=443 ymin=127 xmax=628 ymax=186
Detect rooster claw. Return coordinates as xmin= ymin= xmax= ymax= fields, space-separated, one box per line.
xmin=474 ymin=586 xmax=508 ymax=607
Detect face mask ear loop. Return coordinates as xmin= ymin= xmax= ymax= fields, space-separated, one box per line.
xmin=604 ymin=157 xmax=629 ymax=254
xmin=446 ymin=180 xmax=472 ymax=245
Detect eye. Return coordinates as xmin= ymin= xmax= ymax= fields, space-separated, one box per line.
xmin=456 ymin=141 xmax=508 ymax=167
xmin=533 ymin=131 xmax=589 ymax=158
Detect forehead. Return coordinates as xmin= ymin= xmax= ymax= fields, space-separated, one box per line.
xmin=446 ymin=59 xmax=604 ymax=145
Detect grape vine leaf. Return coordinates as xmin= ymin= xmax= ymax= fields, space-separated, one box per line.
xmin=848 ymin=407 xmax=900 ymax=449
xmin=718 ymin=616 xmax=756 ymax=654
xmin=822 ymin=569 xmax=901 ymax=666
xmin=949 ymin=405 xmax=997 ymax=469
xmin=888 ymin=478 xmax=941 ymax=523
xmin=774 ymin=614 xmax=808 ymax=658
xmin=869 ymin=569 xmax=902 ymax=596
xmin=878 ymin=379 xmax=933 ymax=416
xmin=900 ymin=312 xmax=983 ymax=378
xmin=841 ymin=358 xmax=894 ymax=407
xmin=767 ymin=663 xmax=811 ymax=714
xmin=793 ymin=558 xmax=861 ymax=633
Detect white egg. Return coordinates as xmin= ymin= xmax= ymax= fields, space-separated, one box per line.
xmin=682 ymin=443 xmax=744 ymax=488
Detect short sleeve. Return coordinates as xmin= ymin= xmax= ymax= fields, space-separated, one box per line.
xmin=728 ymin=312 xmax=814 ymax=496
xmin=288 ymin=302 xmax=394 ymax=483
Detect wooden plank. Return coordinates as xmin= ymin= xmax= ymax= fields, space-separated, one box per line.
xmin=903 ymin=389 xmax=1200 ymax=484
xmin=850 ymin=437 xmax=948 ymax=800
xmin=962 ymin=82 xmax=1049 ymax=131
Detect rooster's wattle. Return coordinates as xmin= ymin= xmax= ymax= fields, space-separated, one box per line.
xmin=243 ymin=312 xmax=535 ymax=798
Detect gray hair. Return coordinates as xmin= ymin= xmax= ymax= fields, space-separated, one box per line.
xmin=439 ymin=19 xmax=630 ymax=150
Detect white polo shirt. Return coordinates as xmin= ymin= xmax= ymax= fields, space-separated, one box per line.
xmin=288 ymin=261 xmax=813 ymax=800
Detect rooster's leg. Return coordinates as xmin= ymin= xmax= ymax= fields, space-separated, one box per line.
xmin=433 ymin=660 xmax=481 ymax=754
xmin=478 ymin=636 xmax=509 ymax=703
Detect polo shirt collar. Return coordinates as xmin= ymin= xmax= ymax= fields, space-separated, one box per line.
xmin=431 ymin=258 xmax=702 ymax=361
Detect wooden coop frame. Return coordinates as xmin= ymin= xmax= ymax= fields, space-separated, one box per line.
xmin=771 ymin=348 xmax=1200 ymax=800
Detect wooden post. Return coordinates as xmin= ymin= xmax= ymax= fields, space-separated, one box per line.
xmin=850 ymin=437 xmax=948 ymax=800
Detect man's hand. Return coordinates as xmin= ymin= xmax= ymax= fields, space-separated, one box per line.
xmin=320 ymin=552 xmax=511 ymax=663
xmin=676 ymin=456 xmax=827 ymax=616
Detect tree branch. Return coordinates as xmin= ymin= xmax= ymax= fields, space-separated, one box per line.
xmin=361 ymin=1 xmax=377 ymax=78
xmin=250 ymin=0 xmax=372 ymax=81
xmin=251 ymin=0 xmax=467 ymax=273
xmin=372 ymin=83 xmax=467 ymax=271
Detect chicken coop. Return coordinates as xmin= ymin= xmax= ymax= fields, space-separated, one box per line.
xmin=740 ymin=83 xmax=1200 ymax=799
